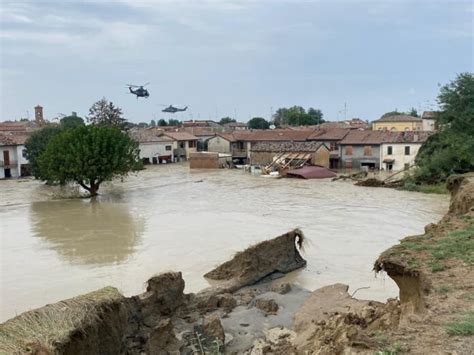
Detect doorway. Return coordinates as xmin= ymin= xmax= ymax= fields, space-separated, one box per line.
xmin=4 ymin=168 xmax=11 ymax=178
xmin=3 ymin=151 xmax=10 ymax=165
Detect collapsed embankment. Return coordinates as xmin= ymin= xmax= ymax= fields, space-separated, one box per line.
xmin=1 ymin=174 xmax=473 ymax=354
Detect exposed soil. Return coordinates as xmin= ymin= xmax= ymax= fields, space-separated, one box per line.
xmin=1 ymin=174 xmax=472 ymax=354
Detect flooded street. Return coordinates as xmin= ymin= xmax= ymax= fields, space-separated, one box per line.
xmin=0 ymin=164 xmax=449 ymax=322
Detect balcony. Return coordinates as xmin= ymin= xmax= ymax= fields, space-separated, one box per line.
xmin=0 ymin=160 xmax=18 ymax=167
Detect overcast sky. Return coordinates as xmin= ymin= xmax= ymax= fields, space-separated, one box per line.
xmin=1 ymin=0 xmax=472 ymax=123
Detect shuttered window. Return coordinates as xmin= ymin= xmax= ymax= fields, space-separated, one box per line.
xmin=363 ymin=146 xmax=372 ymax=156
xmin=345 ymin=146 xmax=353 ymax=155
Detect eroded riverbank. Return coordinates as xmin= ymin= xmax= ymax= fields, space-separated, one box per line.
xmin=0 ymin=164 xmax=448 ymax=321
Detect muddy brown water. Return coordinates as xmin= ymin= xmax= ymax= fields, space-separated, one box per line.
xmin=0 ymin=164 xmax=448 ymax=321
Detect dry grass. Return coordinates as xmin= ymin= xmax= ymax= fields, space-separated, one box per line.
xmin=0 ymin=287 xmax=122 ymax=354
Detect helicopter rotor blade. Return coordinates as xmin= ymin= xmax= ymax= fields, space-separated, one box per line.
xmin=143 ymin=82 xmax=150 ymax=87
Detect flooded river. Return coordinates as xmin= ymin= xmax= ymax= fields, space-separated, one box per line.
xmin=0 ymin=164 xmax=448 ymax=321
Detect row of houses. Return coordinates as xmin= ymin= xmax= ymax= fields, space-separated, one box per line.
xmin=204 ymin=128 xmax=432 ymax=171
xmin=0 ymin=110 xmax=438 ymax=178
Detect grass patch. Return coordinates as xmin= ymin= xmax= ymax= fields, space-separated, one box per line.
xmin=463 ymin=292 xmax=474 ymax=301
xmin=375 ymin=341 xmax=405 ymax=355
xmin=370 ymin=330 xmax=389 ymax=346
xmin=400 ymin=181 xmax=448 ymax=194
xmin=430 ymin=225 xmax=474 ymax=265
xmin=0 ymin=287 xmax=122 ymax=354
xmin=436 ymin=285 xmax=452 ymax=294
xmin=445 ymin=311 xmax=474 ymax=336
xmin=407 ymin=259 xmax=419 ymax=270
xmin=428 ymin=260 xmax=446 ymax=272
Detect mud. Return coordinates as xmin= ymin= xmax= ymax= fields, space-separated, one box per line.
xmin=204 ymin=229 xmax=306 ymax=292
xmin=1 ymin=229 xmax=310 ymax=354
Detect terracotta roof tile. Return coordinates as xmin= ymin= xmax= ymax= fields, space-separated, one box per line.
xmin=162 ymin=131 xmax=198 ymax=141
xmin=232 ymin=129 xmax=314 ymax=142
xmin=250 ymin=141 xmax=325 ymax=152
xmin=0 ymin=133 xmax=28 ymax=146
xmin=307 ymin=128 xmax=350 ymax=141
xmin=374 ymin=115 xmax=422 ymax=123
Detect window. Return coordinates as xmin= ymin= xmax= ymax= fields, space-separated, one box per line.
xmin=387 ymin=146 xmax=393 ymax=155
xmin=363 ymin=146 xmax=372 ymax=156
xmin=345 ymin=146 xmax=353 ymax=155
xmin=405 ymin=146 xmax=410 ymax=155
xmin=189 ymin=140 xmax=197 ymax=148
xmin=22 ymin=150 xmax=26 ymax=157
xmin=165 ymin=145 xmax=172 ymax=151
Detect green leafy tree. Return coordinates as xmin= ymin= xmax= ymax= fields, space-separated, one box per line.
xmin=168 ymin=119 xmax=182 ymax=126
xmin=412 ymin=72 xmax=474 ymax=184
xmin=219 ymin=117 xmax=236 ymax=125
xmin=158 ymin=119 xmax=168 ymax=126
xmin=60 ymin=115 xmax=84 ymax=129
xmin=408 ymin=107 xmax=419 ymax=117
xmin=38 ymin=125 xmax=141 ymax=196
xmin=381 ymin=110 xmax=403 ymax=118
xmin=273 ymin=106 xmax=324 ymax=126
xmin=248 ymin=117 xmax=270 ymax=129
xmin=307 ymin=107 xmax=324 ymax=124
xmin=24 ymin=126 xmax=62 ymax=179
xmin=87 ymin=98 xmax=126 ymax=129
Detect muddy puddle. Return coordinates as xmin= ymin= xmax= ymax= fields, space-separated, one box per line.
xmin=0 ymin=164 xmax=449 ymax=321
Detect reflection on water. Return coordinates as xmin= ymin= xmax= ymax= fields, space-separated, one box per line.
xmin=0 ymin=164 xmax=449 ymax=321
xmin=30 ymin=200 xmax=144 ymax=266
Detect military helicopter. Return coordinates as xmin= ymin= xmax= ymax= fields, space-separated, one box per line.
xmin=161 ymin=105 xmax=188 ymax=113
xmin=127 ymin=83 xmax=150 ymax=98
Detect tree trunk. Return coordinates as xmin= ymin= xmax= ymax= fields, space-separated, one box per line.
xmin=89 ymin=181 xmax=100 ymax=197
xmin=78 ymin=180 xmax=100 ymax=197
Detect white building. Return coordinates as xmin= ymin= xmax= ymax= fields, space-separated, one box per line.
xmin=380 ymin=131 xmax=432 ymax=171
xmin=129 ymin=129 xmax=175 ymax=164
xmin=161 ymin=131 xmax=198 ymax=161
xmin=138 ymin=136 xmax=175 ymax=164
xmin=0 ymin=134 xmax=29 ymax=178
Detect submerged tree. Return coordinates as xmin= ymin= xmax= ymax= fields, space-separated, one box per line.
xmin=87 ymin=98 xmax=127 ymax=129
xmin=38 ymin=125 xmax=141 ymax=196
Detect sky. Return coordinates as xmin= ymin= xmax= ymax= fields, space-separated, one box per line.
xmin=0 ymin=0 xmax=472 ymax=124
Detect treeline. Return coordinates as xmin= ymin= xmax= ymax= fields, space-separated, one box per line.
xmin=409 ymin=72 xmax=474 ymax=185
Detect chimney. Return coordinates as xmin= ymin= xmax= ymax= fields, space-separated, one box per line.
xmin=34 ymin=105 xmax=45 ymax=126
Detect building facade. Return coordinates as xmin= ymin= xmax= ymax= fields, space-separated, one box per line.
xmin=339 ymin=131 xmax=386 ymax=170
xmin=372 ymin=115 xmax=423 ymax=131
xmin=380 ymin=131 xmax=432 ymax=171
xmin=0 ymin=135 xmax=29 ymax=178
xmin=162 ymin=132 xmax=198 ymax=161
